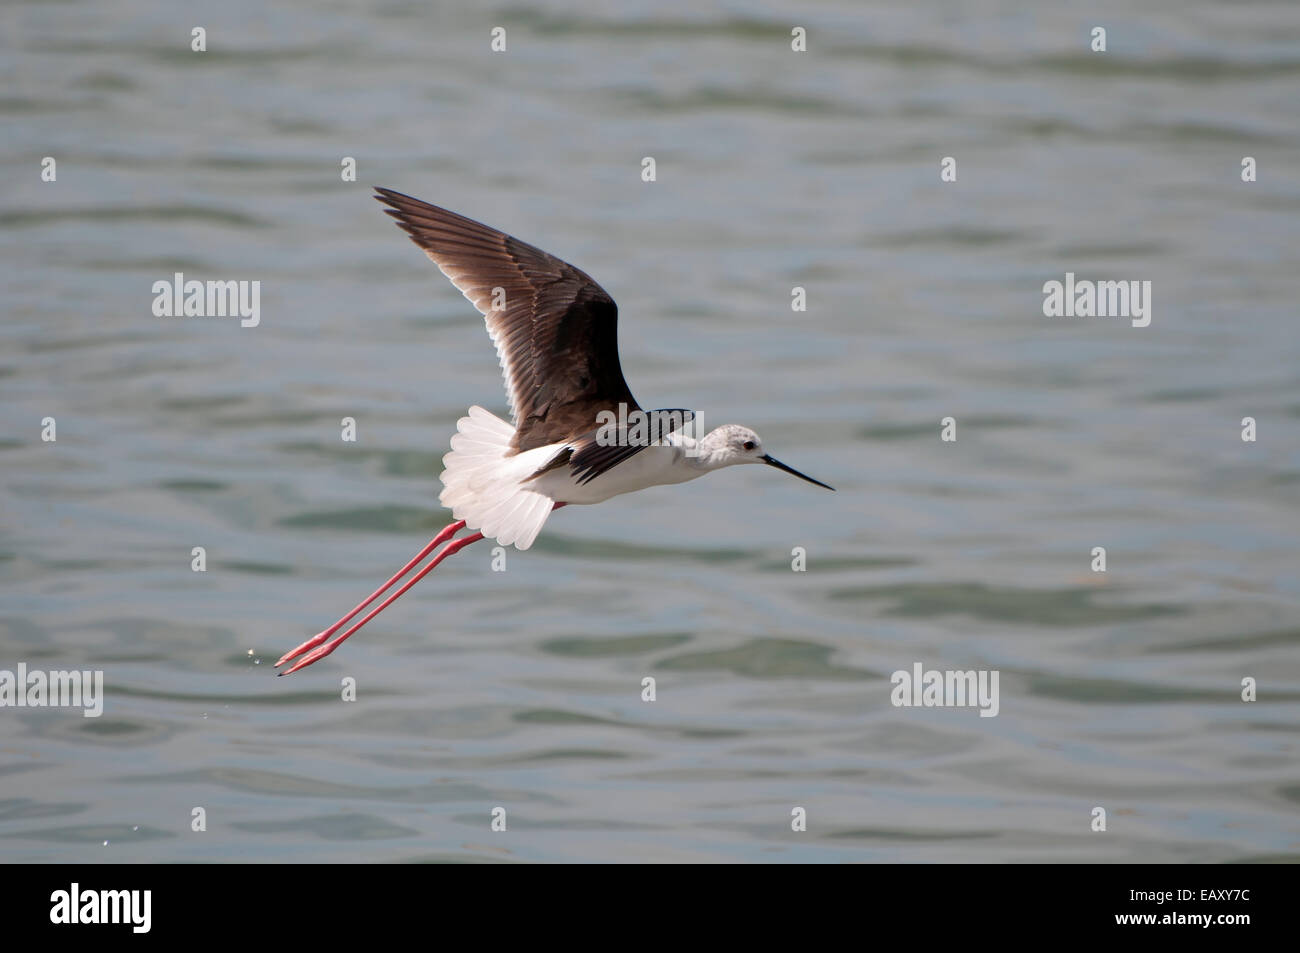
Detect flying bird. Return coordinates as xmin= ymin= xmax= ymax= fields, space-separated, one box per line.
xmin=277 ymin=188 xmax=833 ymax=675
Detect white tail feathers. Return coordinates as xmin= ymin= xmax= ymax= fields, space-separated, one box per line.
xmin=439 ymin=406 xmax=555 ymax=550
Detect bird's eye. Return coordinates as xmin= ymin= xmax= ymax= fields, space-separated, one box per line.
xmin=742 ymin=440 xmax=755 ymax=451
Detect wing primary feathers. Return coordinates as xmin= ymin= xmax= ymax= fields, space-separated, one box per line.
xmin=374 ymin=188 xmax=642 ymax=453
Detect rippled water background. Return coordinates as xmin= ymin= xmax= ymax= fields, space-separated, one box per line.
xmin=2 ymin=0 xmax=1298 ymax=862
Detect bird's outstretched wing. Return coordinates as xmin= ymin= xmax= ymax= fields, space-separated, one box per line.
xmin=375 ymin=188 xmax=640 ymax=453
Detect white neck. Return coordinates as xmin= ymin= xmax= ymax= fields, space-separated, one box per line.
xmin=666 ymin=431 xmax=728 ymax=472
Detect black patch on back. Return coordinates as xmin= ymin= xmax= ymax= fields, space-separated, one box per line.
xmin=566 ymin=409 xmax=695 ymax=485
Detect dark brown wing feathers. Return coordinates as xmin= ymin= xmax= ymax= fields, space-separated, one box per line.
xmin=374 ymin=188 xmax=640 ymax=453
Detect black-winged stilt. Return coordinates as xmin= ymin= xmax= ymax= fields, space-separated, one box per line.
xmin=276 ymin=188 xmax=833 ymax=676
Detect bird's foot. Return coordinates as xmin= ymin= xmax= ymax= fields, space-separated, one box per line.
xmin=275 ymin=631 xmax=329 ymax=670
xmin=277 ymin=638 xmax=341 ymax=676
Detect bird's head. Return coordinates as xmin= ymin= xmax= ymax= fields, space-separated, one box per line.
xmin=697 ymin=424 xmax=834 ymax=490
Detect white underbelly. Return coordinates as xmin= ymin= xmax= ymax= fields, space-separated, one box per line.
xmin=532 ymin=443 xmax=705 ymax=504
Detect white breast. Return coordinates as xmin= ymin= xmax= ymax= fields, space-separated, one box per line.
xmin=533 ymin=441 xmax=707 ymax=505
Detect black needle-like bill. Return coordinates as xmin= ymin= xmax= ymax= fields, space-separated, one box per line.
xmin=762 ymin=454 xmax=835 ymax=491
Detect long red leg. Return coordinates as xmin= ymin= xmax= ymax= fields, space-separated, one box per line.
xmin=275 ymin=519 xmax=466 ymax=669
xmin=278 ymin=531 xmax=485 ymax=676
